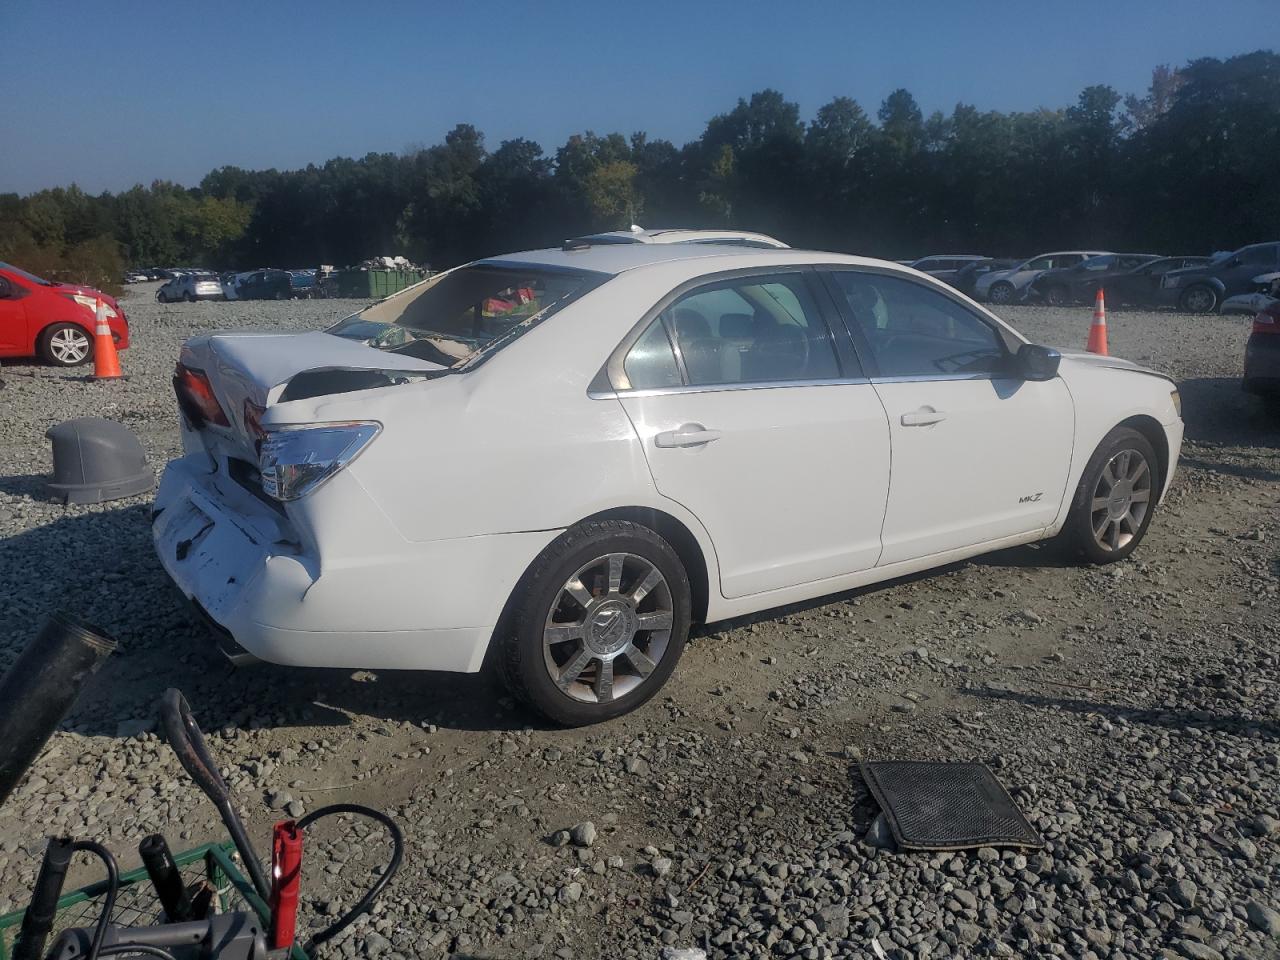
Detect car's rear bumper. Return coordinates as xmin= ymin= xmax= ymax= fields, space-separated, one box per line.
xmin=152 ymin=454 xmax=557 ymax=673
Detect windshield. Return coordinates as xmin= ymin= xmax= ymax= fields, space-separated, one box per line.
xmin=327 ymin=264 xmax=601 ymax=368
xmin=0 ymin=262 xmax=54 ymax=286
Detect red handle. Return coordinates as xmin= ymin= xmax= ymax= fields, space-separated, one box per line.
xmin=269 ymin=820 xmax=304 ymax=950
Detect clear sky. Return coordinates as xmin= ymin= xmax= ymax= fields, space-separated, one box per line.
xmin=1 ymin=0 xmax=1271 ymax=195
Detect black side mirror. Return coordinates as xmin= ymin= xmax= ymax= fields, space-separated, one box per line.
xmin=1016 ymin=343 xmax=1061 ymax=381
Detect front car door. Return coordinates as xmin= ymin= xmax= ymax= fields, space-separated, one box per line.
xmin=825 ymin=269 xmax=1074 ymax=566
xmin=0 ymin=274 xmax=28 ymax=351
xmin=613 ymin=269 xmax=892 ymax=599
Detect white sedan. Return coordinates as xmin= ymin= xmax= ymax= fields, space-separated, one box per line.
xmin=153 ymin=244 xmax=1183 ymax=725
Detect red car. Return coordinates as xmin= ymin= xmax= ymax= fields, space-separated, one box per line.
xmin=0 ymin=262 xmax=130 ymax=366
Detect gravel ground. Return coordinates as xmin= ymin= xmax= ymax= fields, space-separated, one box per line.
xmin=0 ymin=285 xmax=1277 ymax=960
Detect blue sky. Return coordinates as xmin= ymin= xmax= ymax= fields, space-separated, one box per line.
xmin=1 ymin=0 xmax=1271 ymax=194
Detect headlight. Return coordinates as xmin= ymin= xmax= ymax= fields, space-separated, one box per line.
xmin=259 ymin=421 xmax=381 ymax=501
xmin=63 ymin=293 xmax=117 ymax=318
xmin=1170 ymin=388 xmax=1181 ymax=418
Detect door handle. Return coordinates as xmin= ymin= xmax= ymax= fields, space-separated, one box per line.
xmin=654 ymin=423 xmax=722 ymax=448
xmin=901 ymin=408 xmax=947 ymax=427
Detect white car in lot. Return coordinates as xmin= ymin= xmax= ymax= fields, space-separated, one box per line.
xmin=153 ymin=244 xmax=1183 ymax=725
xmin=974 ymin=250 xmax=1111 ymax=304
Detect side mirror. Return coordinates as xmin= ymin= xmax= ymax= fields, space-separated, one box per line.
xmin=1016 ymin=343 xmax=1061 ymax=381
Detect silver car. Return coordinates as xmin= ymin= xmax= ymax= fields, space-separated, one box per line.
xmin=156 ymin=273 xmax=226 ymax=303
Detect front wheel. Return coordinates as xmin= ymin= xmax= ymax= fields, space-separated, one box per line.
xmin=497 ymin=520 xmax=691 ymax=726
xmin=987 ymin=281 xmax=1015 ymax=304
xmin=1179 ymin=285 xmax=1218 ymax=314
xmin=38 ymin=323 xmax=93 ymax=366
xmin=1045 ymin=285 xmax=1070 ymax=307
xmin=1060 ymin=426 xmax=1159 ymax=564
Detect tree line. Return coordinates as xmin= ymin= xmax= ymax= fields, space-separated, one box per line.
xmin=2 ymin=50 xmax=1277 ymax=293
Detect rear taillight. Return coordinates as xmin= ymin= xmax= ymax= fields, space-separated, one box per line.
xmin=259 ymin=422 xmax=381 ymax=501
xmin=173 ymin=363 xmax=230 ymax=427
xmin=1251 ymin=306 xmax=1280 ymax=335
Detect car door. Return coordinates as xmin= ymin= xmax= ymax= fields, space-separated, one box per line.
xmin=0 ymin=275 xmax=28 ymax=350
xmin=1224 ymin=244 xmax=1280 ymax=295
xmin=615 ymin=269 xmax=892 ymax=599
xmin=826 ymin=269 xmax=1074 ymax=566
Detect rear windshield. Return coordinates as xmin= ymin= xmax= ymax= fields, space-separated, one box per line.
xmin=326 ymin=264 xmax=602 ymax=368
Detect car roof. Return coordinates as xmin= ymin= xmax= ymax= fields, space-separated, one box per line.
xmin=478 ymin=244 xmax=899 ymax=277
xmin=567 ymin=228 xmax=789 ymax=248
xmin=913 ymin=254 xmax=987 ymax=261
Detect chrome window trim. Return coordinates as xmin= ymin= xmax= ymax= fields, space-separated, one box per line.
xmin=589 ymin=375 xmax=873 ymax=401
xmin=869 ymin=372 xmax=1005 ymax=384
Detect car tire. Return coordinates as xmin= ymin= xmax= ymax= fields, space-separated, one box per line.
xmin=37 ymin=323 xmax=94 ymax=367
xmin=1045 ymin=285 xmax=1070 ymax=307
xmin=988 ymin=281 xmax=1015 ymax=304
xmin=1059 ymin=426 xmax=1159 ymax=565
xmin=497 ymin=519 xmax=691 ymax=726
xmin=1179 ymin=285 xmax=1218 ymax=314
xmin=184 ymin=292 xmax=196 ymax=303
xmin=156 ymin=291 xmax=167 ymax=303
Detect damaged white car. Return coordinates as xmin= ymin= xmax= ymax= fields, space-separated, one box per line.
xmin=154 ymin=243 xmax=1183 ymax=725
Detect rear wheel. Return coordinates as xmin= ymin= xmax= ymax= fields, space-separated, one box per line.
xmin=1060 ymin=426 xmax=1159 ymax=564
xmin=38 ymin=323 xmax=93 ymax=366
xmin=498 ymin=520 xmax=691 ymax=726
xmin=988 ymin=281 xmax=1015 ymax=304
xmin=1179 ymin=285 xmax=1218 ymax=314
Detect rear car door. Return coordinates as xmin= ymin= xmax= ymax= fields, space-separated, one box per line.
xmin=826 ymin=269 xmax=1074 ymax=566
xmin=614 ymin=269 xmax=891 ymax=599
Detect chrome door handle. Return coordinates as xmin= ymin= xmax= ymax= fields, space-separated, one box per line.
xmin=654 ymin=423 xmax=723 ymax=448
xmin=901 ymin=408 xmax=947 ymax=427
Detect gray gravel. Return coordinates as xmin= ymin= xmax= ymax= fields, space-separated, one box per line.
xmin=0 ymin=286 xmax=1277 ymax=959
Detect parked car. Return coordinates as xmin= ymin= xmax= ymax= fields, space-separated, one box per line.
xmin=1158 ymin=242 xmax=1280 ymax=313
xmin=153 ymin=243 xmax=1183 ymax=725
xmin=1244 ymin=299 xmax=1280 ymax=402
xmin=566 ymin=227 xmax=789 ymax=249
xmin=0 ymin=261 xmax=129 ymax=366
xmin=1027 ymin=254 xmax=1162 ymax=305
xmin=157 ymin=273 xmax=225 ymax=303
xmin=288 ymin=269 xmax=317 ymax=298
xmin=908 ymin=255 xmax=989 ymax=284
xmin=949 ymin=257 xmax=1020 ymax=299
xmin=1222 ymin=272 xmax=1280 ymax=316
xmin=975 ymin=251 xmax=1112 ymax=304
xmin=234 ymin=269 xmax=294 ymax=301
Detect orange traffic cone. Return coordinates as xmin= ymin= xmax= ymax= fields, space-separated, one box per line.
xmin=1086 ymin=287 xmax=1109 ymax=356
xmin=92 ymin=296 xmax=123 ymax=379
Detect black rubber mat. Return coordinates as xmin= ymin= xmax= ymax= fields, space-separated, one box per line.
xmin=860 ymin=760 xmax=1044 ymax=851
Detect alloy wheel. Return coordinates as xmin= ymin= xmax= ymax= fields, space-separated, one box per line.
xmin=542 ymin=553 xmax=674 ymax=705
xmin=49 ymin=328 xmax=91 ymax=364
xmin=1183 ymin=287 xmax=1215 ymax=313
xmin=1090 ymin=448 xmax=1152 ymax=553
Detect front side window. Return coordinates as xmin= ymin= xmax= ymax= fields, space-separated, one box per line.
xmin=1240 ymin=244 xmax=1279 ymax=266
xmin=656 ymin=275 xmax=840 ymax=386
xmin=832 ymin=271 xmax=1010 ymax=379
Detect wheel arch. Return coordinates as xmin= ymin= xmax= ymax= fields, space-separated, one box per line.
xmin=1115 ymin=414 xmax=1170 ymax=500
xmin=580 ymin=506 xmax=711 ymax=626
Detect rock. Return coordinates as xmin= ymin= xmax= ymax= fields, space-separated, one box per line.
xmin=652 ymin=857 xmax=673 ymax=878
xmin=1245 ymin=899 xmax=1280 ymax=937
xmin=1145 ymin=829 xmax=1175 ymax=852
xmin=1251 ymin=814 xmax=1279 ymax=838
xmin=864 ymin=813 xmax=896 ymax=850
xmin=1170 ymin=878 xmax=1198 ymax=909
xmin=1174 ymin=940 xmax=1223 ymax=960
xmin=570 ymin=821 xmax=597 ymax=848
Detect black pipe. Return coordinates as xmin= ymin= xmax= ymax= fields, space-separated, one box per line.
xmin=12 ymin=837 xmax=73 ymax=960
xmin=0 ymin=612 xmax=116 ymax=806
xmin=139 ymin=834 xmax=195 ymax=922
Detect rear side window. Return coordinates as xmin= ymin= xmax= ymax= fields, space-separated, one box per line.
xmin=1240 ymin=244 xmax=1279 ymax=266
xmin=624 ymin=319 xmax=682 ymax=389
xmin=832 ymin=271 xmax=1009 ymax=378
xmin=662 ymin=275 xmax=840 ymax=386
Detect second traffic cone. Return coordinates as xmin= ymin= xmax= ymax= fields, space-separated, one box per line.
xmin=92 ymin=296 xmax=123 ymax=379
xmin=1086 ymin=287 xmax=1109 ymax=356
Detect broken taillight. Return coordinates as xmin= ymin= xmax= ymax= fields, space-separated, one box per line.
xmin=1252 ymin=304 xmax=1280 ymax=336
xmin=173 ymin=363 xmax=230 ymax=428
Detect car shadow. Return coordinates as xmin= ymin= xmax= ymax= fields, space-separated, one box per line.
xmin=0 ymin=503 xmax=544 ymax=740
xmin=969 ymin=685 xmax=1279 ymax=741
